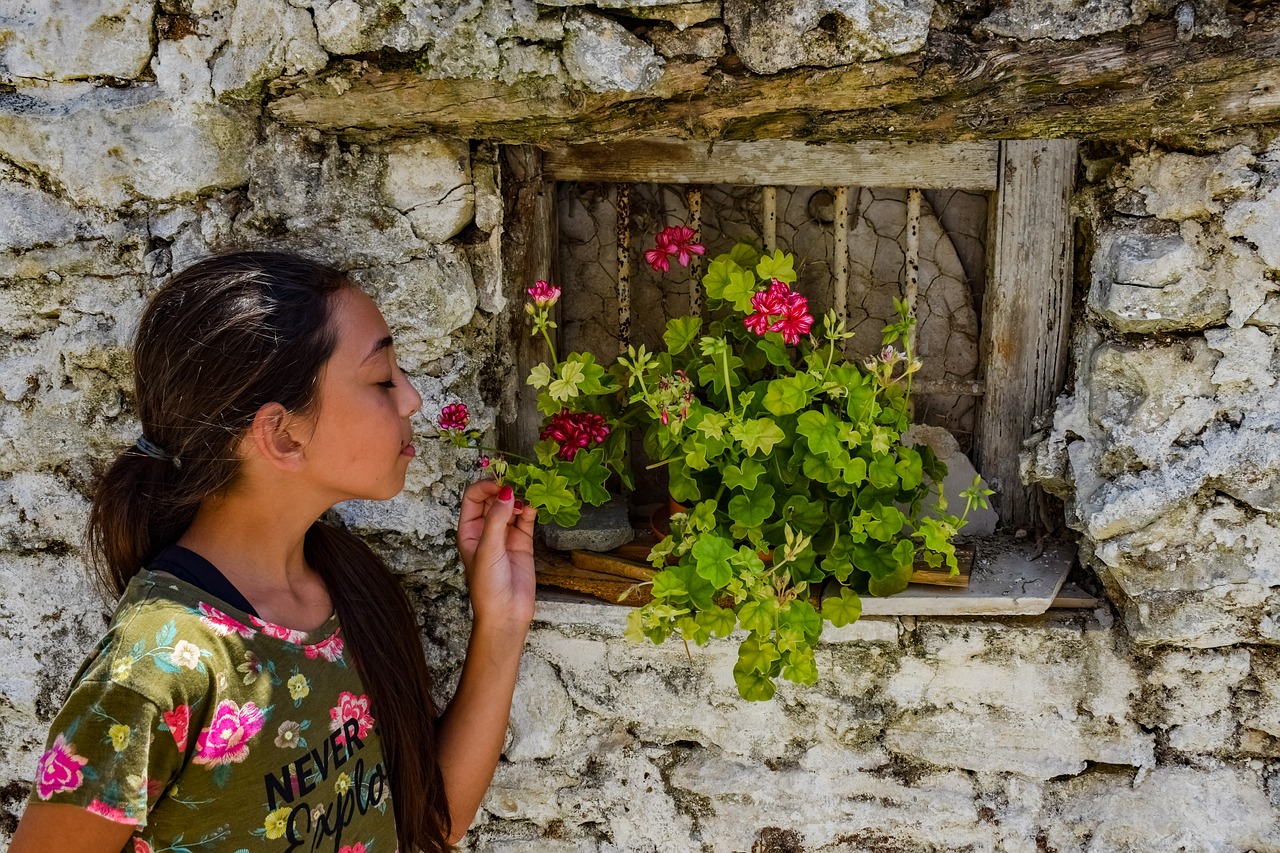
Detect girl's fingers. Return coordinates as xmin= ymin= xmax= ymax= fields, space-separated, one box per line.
xmin=476 ymin=486 xmax=517 ymax=559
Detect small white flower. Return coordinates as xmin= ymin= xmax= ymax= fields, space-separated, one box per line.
xmin=170 ymin=640 xmax=202 ymax=670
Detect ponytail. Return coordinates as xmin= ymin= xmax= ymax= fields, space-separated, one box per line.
xmin=84 ymin=251 xmax=452 ymax=852
xmin=307 ymin=521 xmax=452 ymax=852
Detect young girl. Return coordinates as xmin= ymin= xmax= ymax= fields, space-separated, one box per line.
xmin=10 ymin=251 xmax=534 ymax=853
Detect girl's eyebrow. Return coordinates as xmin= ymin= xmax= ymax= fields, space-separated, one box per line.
xmin=363 ymin=336 xmax=394 ymax=365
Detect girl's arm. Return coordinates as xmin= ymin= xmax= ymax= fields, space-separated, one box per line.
xmin=9 ymin=803 xmax=137 ymax=853
xmin=437 ymin=479 xmax=537 ymax=844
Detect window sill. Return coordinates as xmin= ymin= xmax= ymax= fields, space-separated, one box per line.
xmin=533 ymin=538 xmax=1087 ymax=627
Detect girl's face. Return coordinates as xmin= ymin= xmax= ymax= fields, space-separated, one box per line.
xmin=295 ymin=288 xmax=423 ymax=503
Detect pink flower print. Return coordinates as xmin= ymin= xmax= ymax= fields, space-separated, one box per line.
xmin=35 ymin=734 xmax=87 ymax=799
xmin=193 ymin=700 xmax=265 ymax=766
xmin=87 ymin=799 xmax=137 ymax=825
xmin=198 ymin=602 xmax=256 ymax=639
xmin=164 ymin=705 xmax=191 ymax=751
xmin=330 ymin=692 xmax=375 ymax=749
xmin=304 ymin=631 xmax=344 ymax=663
xmin=250 ymin=616 xmax=308 ymax=645
xmin=526 ymin=280 xmax=561 ymax=307
xmin=338 ymin=844 xmax=369 ymax=853
xmin=437 ymin=402 xmax=470 ymax=432
xmin=134 ymin=840 xmax=154 ymax=853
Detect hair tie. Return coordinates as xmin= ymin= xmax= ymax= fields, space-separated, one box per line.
xmin=135 ymin=435 xmax=182 ymax=469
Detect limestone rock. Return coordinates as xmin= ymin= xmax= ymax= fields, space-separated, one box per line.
xmin=1224 ymin=185 xmax=1280 ymax=270
xmin=562 ymin=11 xmax=665 ymax=92
xmin=0 ymin=0 xmax=155 ymax=81
xmin=1088 ymin=220 xmax=1231 ymax=333
xmin=0 ymin=85 xmax=253 ymax=209
xmin=1123 ymin=145 xmax=1259 ymax=221
xmin=312 ymin=0 xmax=387 ymax=54
xmin=504 ymin=654 xmax=573 ymax=761
xmin=211 ymin=0 xmax=330 ymax=100
xmin=381 ymin=138 xmax=475 ymax=243
xmin=152 ymin=36 xmax=218 ymax=101
xmin=0 ymin=178 xmax=105 ymax=251
xmin=902 ymin=424 xmax=998 ymax=536
xmin=723 ymin=0 xmax=933 ymax=76
xmin=977 ymin=0 xmax=1144 ymax=40
xmin=646 ymin=23 xmax=728 ymax=59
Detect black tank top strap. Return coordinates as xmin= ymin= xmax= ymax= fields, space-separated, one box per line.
xmin=148 ymin=545 xmax=260 ymax=618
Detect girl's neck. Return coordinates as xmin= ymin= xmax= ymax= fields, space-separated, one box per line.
xmin=176 ymin=487 xmax=335 ymax=632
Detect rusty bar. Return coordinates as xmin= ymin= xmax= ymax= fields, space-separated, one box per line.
xmin=762 ymin=186 xmax=777 ymax=253
xmin=687 ymin=185 xmax=704 ymax=318
xmin=617 ymin=182 xmax=632 ymax=353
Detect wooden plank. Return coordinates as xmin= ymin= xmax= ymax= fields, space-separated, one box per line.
xmin=499 ymin=146 xmax=557 ymax=460
xmin=976 ymin=140 xmax=1077 ymax=529
xmin=544 ymin=140 xmax=999 ymax=190
xmin=270 ymin=9 xmax=1280 ymax=145
xmin=1050 ymin=582 xmax=1099 ymax=609
xmin=570 ymin=550 xmax=656 ymax=583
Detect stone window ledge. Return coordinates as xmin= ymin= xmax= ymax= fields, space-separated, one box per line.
xmin=533 ymin=539 xmax=1089 ymax=634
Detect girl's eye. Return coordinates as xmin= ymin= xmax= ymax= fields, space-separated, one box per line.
xmin=378 ymin=379 xmax=396 ymax=389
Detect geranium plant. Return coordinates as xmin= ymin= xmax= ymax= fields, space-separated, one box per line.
xmin=440 ymin=230 xmax=991 ymax=701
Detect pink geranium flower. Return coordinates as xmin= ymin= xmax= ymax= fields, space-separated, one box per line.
xmin=198 ymin=602 xmax=256 ymax=639
xmin=527 ymin=280 xmax=561 ymax=307
xmin=164 ymin=704 xmax=192 ymax=751
xmin=87 ymin=799 xmax=137 ymax=825
xmin=35 ymin=734 xmax=87 ymax=799
xmin=437 ymin=402 xmax=470 ymax=432
xmin=645 ymin=225 xmax=704 ymax=272
xmin=193 ymin=700 xmax=265 ymax=766
xmin=330 ymin=692 xmax=375 ymax=750
xmin=743 ymin=280 xmax=814 ymax=344
xmin=134 ymin=840 xmax=154 ymax=853
xmin=304 ymin=630 xmax=344 ymax=663
xmin=540 ymin=411 xmax=610 ymax=461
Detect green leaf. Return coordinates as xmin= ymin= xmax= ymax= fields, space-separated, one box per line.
xmin=651 ymin=569 xmax=688 ymax=600
xmin=722 ymin=458 xmax=766 ymax=491
xmin=547 ymin=360 xmax=585 ymax=402
xmin=731 ymin=418 xmax=785 ymax=456
xmin=727 ymin=482 xmax=776 ymax=529
xmin=779 ymin=599 xmax=822 ymax=642
xmin=781 ymin=495 xmax=827 ymax=534
xmin=664 ymin=316 xmax=704 ymax=355
xmin=723 ymin=268 xmax=760 ymax=313
xmin=763 ymin=376 xmax=809 ymax=416
xmin=733 ymin=663 xmax=778 ymax=702
xmin=560 ymin=448 xmax=610 ymax=505
xmin=525 ymin=470 xmax=576 ymax=519
xmin=823 ymin=587 xmax=862 ymax=628
xmin=696 ymin=606 xmax=738 ymax=640
xmin=692 ymin=535 xmax=735 ymax=587
xmin=728 ymin=242 xmax=760 ymax=269
xmin=737 ymin=635 xmax=781 ymax=674
xmin=738 ymin=597 xmax=778 ymax=634
xmin=796 ymin=408 xmax=843 ymax=458
xmin=668 ymin=458 xmax=702 ymax=503
xmin=867 ymin=454 xmax=899 ymax=489
xmin=867 ymin=560 xmax=912 ymax=597
xmin=839 ymin=456 xmax=868 ymax=485
xmin=702 ymin=256 xmax=739 ymax=301
xmin=782 ymin=647 xmax=819 ymax=685
xmin=895 ymin=446 xmax=924 ymax=491
xmin=527 ymin=362 xmax=553 ymax=389
xmin=756 ymin=249 xmax=797 ymax=284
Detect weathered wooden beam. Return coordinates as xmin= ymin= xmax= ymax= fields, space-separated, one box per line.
xmin=543 ymin=140 xmax=998 ymax=190
xmin=269 ymin=9 xmax=1280 ymax=144
xmin=976 ymin=140 xmax=1077 ymax=530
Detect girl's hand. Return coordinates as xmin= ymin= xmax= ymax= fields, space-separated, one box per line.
xmin=456 ymin=480 xmax=536 ymax=632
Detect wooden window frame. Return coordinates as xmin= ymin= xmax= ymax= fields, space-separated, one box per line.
xmin=500 ymin=139 xmax=1083 ymax=615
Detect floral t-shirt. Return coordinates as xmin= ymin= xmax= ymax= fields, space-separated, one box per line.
xmin=28 ymin=570 xmax=398 ymax=853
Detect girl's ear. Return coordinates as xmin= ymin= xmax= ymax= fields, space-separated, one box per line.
xmin=247 ymin=402 xmax=306 ymax=470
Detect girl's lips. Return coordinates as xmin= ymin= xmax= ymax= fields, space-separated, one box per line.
xmin=401 ymin=443 xmax=416 ymax=458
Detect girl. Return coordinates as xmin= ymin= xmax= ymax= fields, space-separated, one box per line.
xmin=10 ymin=251 xmax=534 ymax=852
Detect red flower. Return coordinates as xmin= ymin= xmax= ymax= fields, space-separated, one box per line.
xmin=527 ymin=280 xmax=561 ymax=306
xmin=645 ymin=225 xmax=704 ymax=272
xmin=743 ymin=280 xmax=813 ymax=344
xmin=437 ymin=402 xmax=470 ymax=432
xmin=540 ymin=411 xmax=610 ymax=461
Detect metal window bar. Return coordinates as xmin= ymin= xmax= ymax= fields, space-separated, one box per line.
xmin=687 ymin=186 xmax=704 ymax=318
xmin=616 ymin=182 xmax=632 ymax=354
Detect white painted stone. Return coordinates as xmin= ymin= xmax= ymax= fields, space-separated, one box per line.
xmin=1206 ymin=326 xmax=1276 ymax=389
xmin=505 ymin=653 xmax=574 ymax=761
xmin=211 ymin=0 xmax=330 ymax=100
xmin=381 ymin=138 xmax=474 ymax=243
xmin=562 ymin=11 xmax=664 ymax=93
xmin=723 ymin=0 xmax=933 ymax=75
xmin=1224 ymin=185 xmax=1280 ymax=270
xmin=977 ymin=0 xmax=1142 ymax=40
xmin=1124 ymin=145 xmax=1259 ymax=221
xmin=312 ymin=0 xmax=384 ymax=54
xmin=646 ymin=22 xmax=728 ymax=59
xmin=0 ymin=84 xmax=252 ymax=208
xmin=0 ymin=0 xmax=155 ymax=81
xmin=1042 ymin=766 xmax=1280 ymax=853
xmin=151 ymin=36 xmax=218 ymax=102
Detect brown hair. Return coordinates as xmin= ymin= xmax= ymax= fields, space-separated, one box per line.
xmin=86 ymin=251 xmax=451 ymax=852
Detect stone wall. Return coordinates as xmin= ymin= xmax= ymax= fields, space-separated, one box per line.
xmin=1 ymin=1 xmax=1278 ymax=851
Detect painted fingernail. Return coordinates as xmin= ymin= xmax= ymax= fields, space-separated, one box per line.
xmin=514 ymin=500 xmax=524 ymax=511
xmin=499 ymin=485 xmax=514 ymax=502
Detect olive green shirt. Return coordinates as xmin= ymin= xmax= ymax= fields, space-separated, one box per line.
xmin=30 ymin=570 xmax=398 ymax=853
